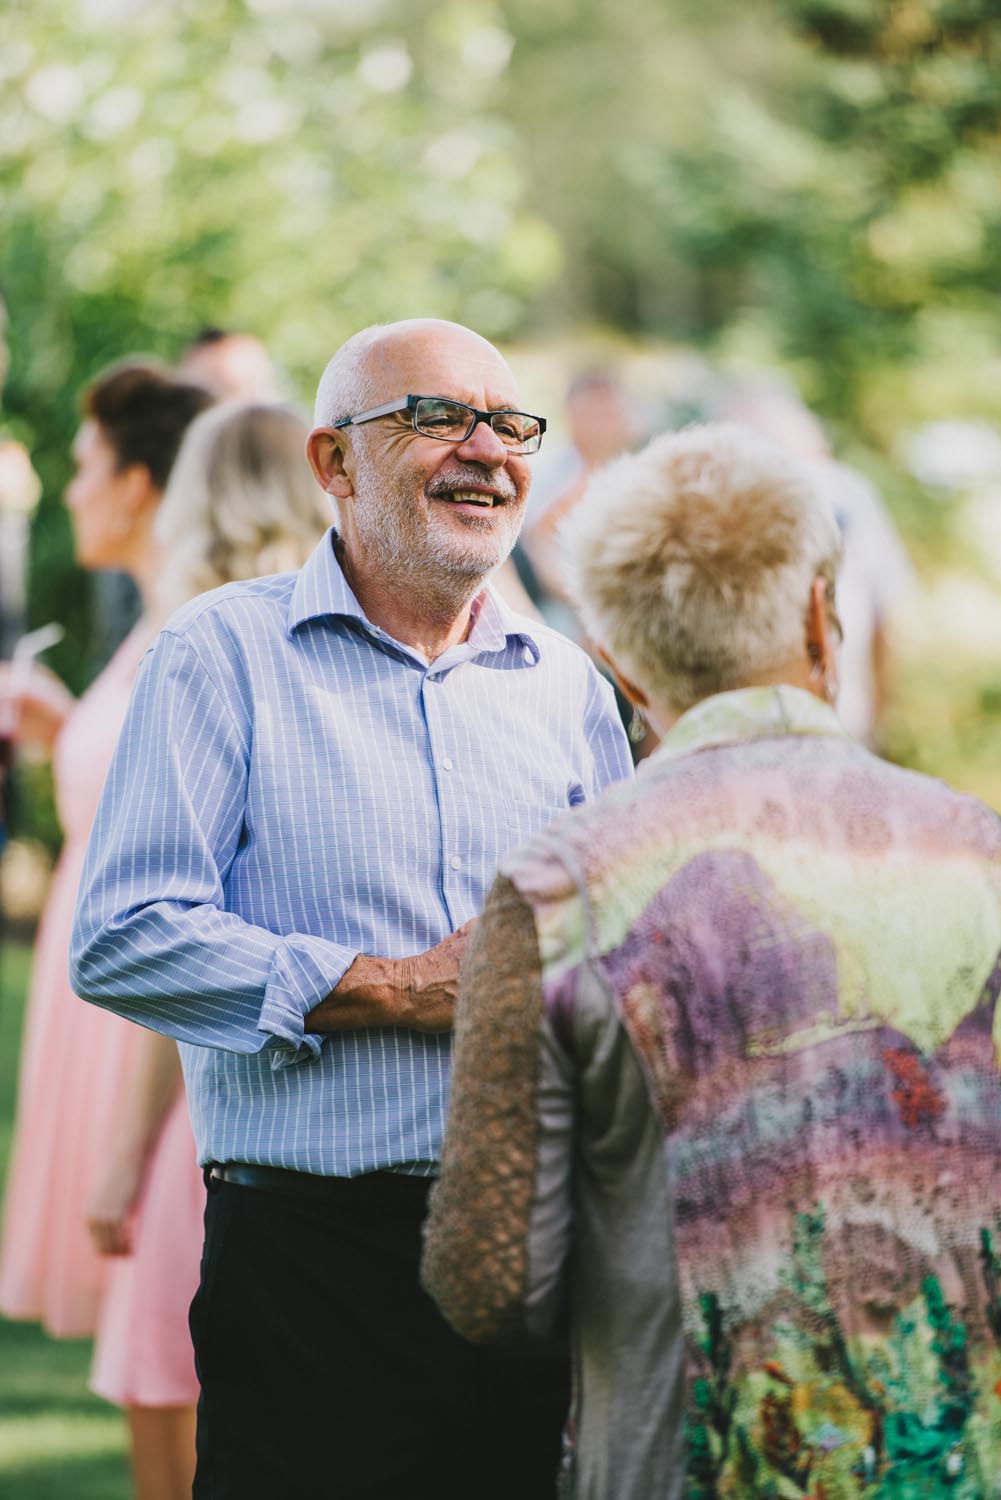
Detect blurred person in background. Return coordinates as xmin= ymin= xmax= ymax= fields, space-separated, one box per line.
xmin=0 ymin=292 xmax=42 ymax=845
xmin=179 ymin=326 xmax=282 ymax=402
xmin=517 ymin=368 xmax=638 ymax=631
xmin=424 ymin=423 xmax=1001 ymax=1498
xmin=0 ymin=442 xmax=41 ymax=852
xmin=518 ymin=368 xmax=655 ymax=756
xmin=93 ymin=329 xmax=283 ymax=660
xmin=0 ymin=361 xmax=213 ymax=1494
xmin=83 ymin=399 xmax=333 ymax=1500
xmin=720 ymin=384 xmax=915 ymax=748
xmin=0 ymin=444 xmax=40 ymax=660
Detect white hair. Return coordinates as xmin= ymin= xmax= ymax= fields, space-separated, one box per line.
xmin=311 ymin=318 xmax=508 ymax=429
xmin=566 ymin=422 xmax=843 ymax=712
xmin=155 ymin=401 xmax=333 ymax=614
xmin=312 ymin=324 xmax=388 ymax=428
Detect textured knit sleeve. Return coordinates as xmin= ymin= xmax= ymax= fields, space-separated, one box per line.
xmin=422 ymin=872 xmax=574 ymax=1343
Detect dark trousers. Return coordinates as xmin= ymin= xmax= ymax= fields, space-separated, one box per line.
xmin=190 ymin=1171 xmax=570 ymax=1500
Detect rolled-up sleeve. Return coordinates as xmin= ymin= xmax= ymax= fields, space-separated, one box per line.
xmin=70 ymin=629 xmax=357 ymax=1065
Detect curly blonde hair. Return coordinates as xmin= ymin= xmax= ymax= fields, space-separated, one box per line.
xmin=155 ymin=402 xmax=333 ymax=613
xmin=566 ymin=422 xmax=842 ymax=713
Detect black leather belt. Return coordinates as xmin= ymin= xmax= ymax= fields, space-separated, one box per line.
xmin=208 ymin=1161 xmax=433 ymax=1212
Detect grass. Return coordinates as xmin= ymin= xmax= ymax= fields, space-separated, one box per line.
xmin=0 ymin=937 xmax=131 ymax=1500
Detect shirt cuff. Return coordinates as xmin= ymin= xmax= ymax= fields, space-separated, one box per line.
xmin=259 ymin=934 xmax=358 ymax=1069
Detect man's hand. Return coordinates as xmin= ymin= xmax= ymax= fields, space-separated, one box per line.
xmin=305 ymin=921 xmax=476 ymax=1034
xmin=391 ymin=922 xmax=475 ymax=1032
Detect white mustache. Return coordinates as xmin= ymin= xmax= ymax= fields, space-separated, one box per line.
xmin=425 ymin=468 xmax=518 ymax=504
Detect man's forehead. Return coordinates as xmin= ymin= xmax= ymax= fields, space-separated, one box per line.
xmin=365 ymin=332 xmax=519 ymax=404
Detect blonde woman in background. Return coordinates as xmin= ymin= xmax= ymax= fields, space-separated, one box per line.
xmin=84 ymin=400 xmax=333 ymax=1500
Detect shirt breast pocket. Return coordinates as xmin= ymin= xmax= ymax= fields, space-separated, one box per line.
xmin=505 ymin=794 xmax=572 ymax=851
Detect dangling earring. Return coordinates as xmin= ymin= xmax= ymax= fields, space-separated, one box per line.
xmin=628 ymin=707 xmax=646 ymax=744
xmin=810 ymin=657 xmax=837 ymax=705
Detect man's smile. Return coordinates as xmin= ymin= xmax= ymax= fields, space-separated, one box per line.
xmin=423 ymin=464 xmax=519 ymax=518
xmin=435 ymin=488 xmax=507 ymax=508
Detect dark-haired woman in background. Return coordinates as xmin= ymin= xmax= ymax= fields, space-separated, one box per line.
xmin=0 ymin=361 xmax=213 ymax=1496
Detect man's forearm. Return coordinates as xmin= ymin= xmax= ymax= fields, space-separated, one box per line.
xmin=305 ymin=923 xmax=473 ymax=1035
xmin=305 ymin=954 xmax=407 ymax=1032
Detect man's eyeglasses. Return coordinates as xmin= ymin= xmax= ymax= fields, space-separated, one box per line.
xmin=332 ymin=395 xmax=546 ymax=456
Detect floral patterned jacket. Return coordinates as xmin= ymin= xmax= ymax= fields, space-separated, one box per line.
xmin=423 ymin=685 xmax=1001 ymax=1500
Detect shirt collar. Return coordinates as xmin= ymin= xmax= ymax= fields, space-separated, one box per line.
xmin=287 ymin=528 xmax=542 ymax=663
xmin=468 ymin=585 xmax=541 ymax=662
xmin=656 ymin=684 xmax=851 ymax=763
xmin=287 ymin=529 xmax=363 ymax=633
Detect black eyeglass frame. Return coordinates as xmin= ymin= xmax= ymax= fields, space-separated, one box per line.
xmin=332 ymin=394 xmax=547 ymax=455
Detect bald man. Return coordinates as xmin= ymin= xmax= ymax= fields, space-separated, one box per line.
xmin=72 ymin=320 xmax=633 ymax=1499
xmin=180 ymin=327 xmax=280 ymax=400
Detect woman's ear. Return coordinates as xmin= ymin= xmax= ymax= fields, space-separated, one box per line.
xmin=806 ymin=575 xmax=838 ymax=702
xmin=306 ymin=429 xmax=354 ymax=500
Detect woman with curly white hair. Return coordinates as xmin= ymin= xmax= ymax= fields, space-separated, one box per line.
xmin=85 ymin=400 xmax=332 ymax=1500
xmin=424 ymin=423 xmax=1001 ymax=1498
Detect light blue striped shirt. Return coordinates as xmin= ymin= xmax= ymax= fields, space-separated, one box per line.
xmin=71 ymin=529 xmax=632 ymax=1176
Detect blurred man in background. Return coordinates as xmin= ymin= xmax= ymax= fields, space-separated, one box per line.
xmin=518 ymin=369 xmax=637 ymax=626
xmin=720 ymin=384 xmax=915 ymax=748
xmin=179 ymin=327 xmax=281 ymax=402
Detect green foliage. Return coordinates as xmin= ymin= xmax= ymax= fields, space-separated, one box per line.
xmin=774 ymin=0 xmax=1001 ymax=422
xmin=2 ymin=0 xmax=568 ymax=695
xmin=7 ymin=762 xmax=61 ymax=858
xmin=2 ymin=0 xmax=1001 ymax=839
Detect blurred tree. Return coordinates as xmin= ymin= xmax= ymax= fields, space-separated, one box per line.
xmin=1 ymin=0 xmax=1000 ymax=695
xmin=775 ymin=0 xmax=1001 ymax=417
xmin=1 ymin=0 xmax=562 ymax=689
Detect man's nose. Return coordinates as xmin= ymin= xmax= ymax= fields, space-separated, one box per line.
xmin=454 ymin=417 xmax=509 ymax=466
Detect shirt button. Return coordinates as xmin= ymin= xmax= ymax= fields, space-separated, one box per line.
xmin=522 ymin=647 xmax=533 ymax=664
xmin=442 ymin=757 xmax=453 ymax=771
xmin=449 ymin=855 xmax=462 ymax=871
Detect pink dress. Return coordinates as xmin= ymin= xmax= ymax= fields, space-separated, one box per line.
xmin=0 ymin=624 xmax=203 ymax=1405
xmin=90 ymin=1088 xmax=204 ymax=1406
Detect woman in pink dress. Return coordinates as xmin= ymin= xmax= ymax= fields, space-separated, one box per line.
xmin=81 ymin=398 xmax=334 ymax=1500
xmin=0 ymin=360 xmax=213 ymax=1493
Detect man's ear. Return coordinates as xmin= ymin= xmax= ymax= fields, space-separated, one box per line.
xmin=306 ymin=429 xmax=354 ymax=500
xmin=595 ymin=647 xmax=649 ymax=710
